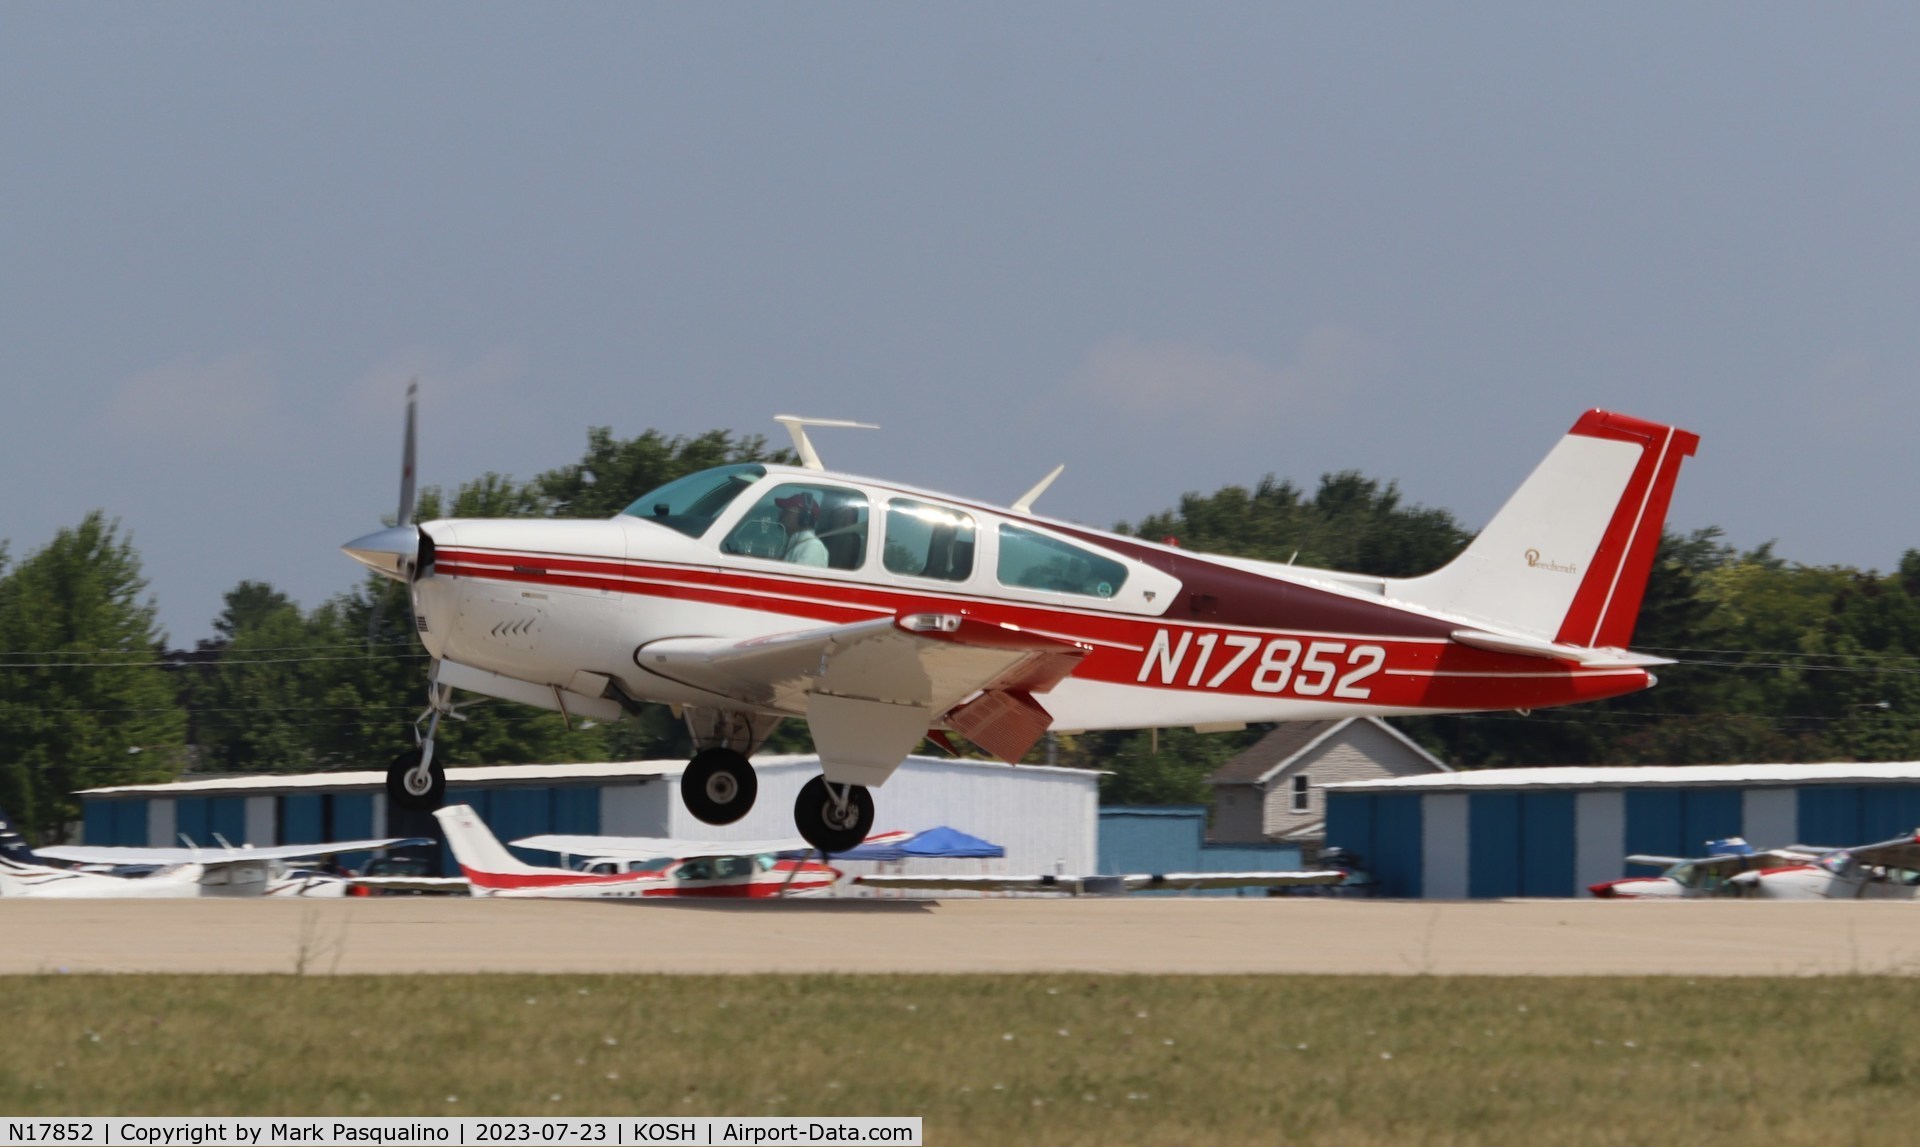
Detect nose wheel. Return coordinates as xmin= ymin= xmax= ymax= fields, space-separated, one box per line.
xmin=681 ymin=747 xmax=759 ymax=825
xmin=387 ymin=665 xmax=460 ymax=812
xmin=794 ymin=775 xmax=874 ymax=854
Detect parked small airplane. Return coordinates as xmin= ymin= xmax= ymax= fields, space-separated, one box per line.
xmin=1726 ymin=831 xmax=1920 ymax=900
xmin=1592 ymin=833 xmax=1920 ymax=900
xmin=852 ymin=869 xmax=1346 ymax=896
xmin=436 ymin=804 xmax=841 ymax=898
xmin=346 ymin=390 xmax=1698 ymax=853
xmin=1589 ymin=838 xmax=1811 ymax=899
xmin=0 ymin=806 xmax=424 ymax=898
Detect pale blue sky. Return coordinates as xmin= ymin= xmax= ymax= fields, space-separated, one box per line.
xmin=4 ymin=4 xmax=1918 ymax=643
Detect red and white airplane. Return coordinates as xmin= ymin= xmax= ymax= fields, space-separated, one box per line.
xmin=1589 ymin=838 xmax=1807 ymax=899
xmin=1591 ymin=832 xmax=1920 ymax=900
xmin=345 ymin=393 xmax=1698 ymax=853
xmin=434 ymin=805 xmax=840 ymax=898
xmin=1727 ymin=832 xmax=1920 ymax=900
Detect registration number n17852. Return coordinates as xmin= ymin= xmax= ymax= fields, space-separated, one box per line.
xmin=1135 ymin=630 xmax=1386 ymax=698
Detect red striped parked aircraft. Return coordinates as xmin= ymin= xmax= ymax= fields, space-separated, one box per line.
xmin=344 ymin=393 xmax=1698 ymax=853
xmin=434 ymin=805 xmax=839 ymax=899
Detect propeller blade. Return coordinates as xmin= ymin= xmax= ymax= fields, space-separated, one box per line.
xmin=397 ymin=380 xmax=418 ymax=528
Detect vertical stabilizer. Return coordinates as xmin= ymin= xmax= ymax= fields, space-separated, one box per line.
xmin=432 ymin=805 xmax=544 ymax=878
xmin=1389 ymin=411 xmax=1699 ymax=648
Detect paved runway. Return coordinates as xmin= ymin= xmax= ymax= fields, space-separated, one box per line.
xmin=4 ymin=898 xmax=1920 ymax=975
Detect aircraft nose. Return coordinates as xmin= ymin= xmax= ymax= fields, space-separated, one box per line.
xmin=1587 ymin=881 xmax=1618 ymax=898
xmin=341 ymin=524 xmax=423 ymax=582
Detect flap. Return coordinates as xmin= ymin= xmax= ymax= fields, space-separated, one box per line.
xmin=635 ymin=612 xmax=1090 ymax=719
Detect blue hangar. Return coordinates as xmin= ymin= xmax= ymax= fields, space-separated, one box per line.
xmin=1324 ymin=762 xmax=1920 ymax=898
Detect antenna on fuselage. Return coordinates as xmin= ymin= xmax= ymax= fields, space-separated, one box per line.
xmin=1012 ymin=464 xmax=1066 ymax=515
xmin=773 ymin=415 xmax=879 ymax=471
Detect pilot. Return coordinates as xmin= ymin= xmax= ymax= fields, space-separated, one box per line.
xmin=776 ymin=492 xmax=829 ymax=567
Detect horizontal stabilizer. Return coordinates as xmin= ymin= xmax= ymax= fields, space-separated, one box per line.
xmin=1449 ymin=629 xmax=1673 ymax=668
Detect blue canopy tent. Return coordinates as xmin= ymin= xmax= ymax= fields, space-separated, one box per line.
xmin=833 ymin=826 xmax=1005 ymax=861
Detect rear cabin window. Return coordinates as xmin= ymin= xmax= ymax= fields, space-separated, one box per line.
xmin=721 ymin=483 xmax=870 ymax=571
xmin=995 ymin=524 xmax=1128 ymax=599
xmin=883 ymin=499 xmax=976 ymax=582
xmin=621 ymin=464 xmax=765 ymax=538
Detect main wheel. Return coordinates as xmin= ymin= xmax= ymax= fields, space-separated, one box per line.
xmin=682 ymin=747 xmax=758 ymax=825
xmin=793 ymin=775 xmax=874 ymax=854
xmin=386 ymin=747 xmax=446 ymax=812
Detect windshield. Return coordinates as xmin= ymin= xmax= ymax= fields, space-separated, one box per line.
xmin=621 ymin=465 xmax=766 ymax=538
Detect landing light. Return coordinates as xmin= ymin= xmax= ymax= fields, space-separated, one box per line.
xmin=900 ymin=613 xmax=963 ymax=634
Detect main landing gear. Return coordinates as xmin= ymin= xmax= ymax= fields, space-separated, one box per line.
xmin=793 ymin=775 xmax=874 ymax=854
xmin=681 ymin=747 xmax=758 ymax=825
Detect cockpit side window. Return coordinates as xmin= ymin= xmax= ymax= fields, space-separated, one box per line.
xmin=884 ymin=499 xmax=975 ymax=581
xmin=620 ymin=464 xmax=767 ymax=538
xmin=996 ymin=523 xmax=1128 ymax=599
xmin=722 ymin=483 xmax=869 ymax=571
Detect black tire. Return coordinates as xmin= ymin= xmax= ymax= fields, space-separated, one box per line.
xmin=682 ymin=747 xmax=758 ymax=825
xmin=386 ymin=747 xmax=447 ymax=812
xmin=793 ymin=775 xmax=874 ymax=854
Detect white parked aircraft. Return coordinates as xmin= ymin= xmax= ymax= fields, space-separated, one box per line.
xmin=436 ymin=805 xmax=840 ymax=899
xmin=345 ymin=390 xmax=1699 ymax=853
xmin=0 ymin=806 xmax=425 ymax=899
xmin=1589 ymin=838 xmax=1812 ymax=899
xmin=1727 ymin=831 xmax=1920 ymax=900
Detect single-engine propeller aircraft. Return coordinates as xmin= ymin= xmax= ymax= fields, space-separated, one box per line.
xmin=1588 ymin=838 xmax=1812 ymax=899
xmin=435 ymin=805 xmax=840 ymax=898
xmin=344 ymin=390 xmax=1698 ymax=853
xmin=0 ymin=804 xmax=423 ymax=898
xmin=1593 ymin=832 xmax=1920 ymax=900
xmin=1726 ymin=831 xmax=1920 ymax=900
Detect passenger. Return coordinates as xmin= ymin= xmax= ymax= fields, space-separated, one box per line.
xmin=777 ymin=492 xmax=829 ymax=567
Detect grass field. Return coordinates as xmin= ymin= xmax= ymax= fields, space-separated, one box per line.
xmin=3 ymin=974 xmax=1917 ymax=1145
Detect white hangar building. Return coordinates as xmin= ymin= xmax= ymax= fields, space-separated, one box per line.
xmin=77 ymin=754 xmax=1101 ymax=879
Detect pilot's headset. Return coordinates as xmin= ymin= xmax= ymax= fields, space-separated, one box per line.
xmin=775 ymin=491 xmax=819 ymax=528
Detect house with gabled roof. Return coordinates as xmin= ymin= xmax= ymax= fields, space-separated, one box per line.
xmin=1208 ymin=717 xmax=1449 ymax=850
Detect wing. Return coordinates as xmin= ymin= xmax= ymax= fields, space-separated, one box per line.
xmin=1837 ymin=832 xmax=1920 ymax=870
xmin=854 ymin=874 xmax=1085 ymax=892
xmin=1627 ymin=850 xmax=1815 ymax=875
xmin=1624 ymin=854 xmax=1690 ymax=869
xmin=1121 ymin=870 xmax=1346 ymax=891
xmin=855 ymin=871 xmax=1346 ymax=894
xmin=37 ymin=838 xmax=429 ymax=868
xmin=511 ymin=834 xmax=819 ymax=860
xmin=636 ymin=613 xmax=1089 ymax=764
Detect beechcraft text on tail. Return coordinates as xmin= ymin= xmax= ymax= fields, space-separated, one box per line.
xmin=343 ymin=397 xmax=1699 ymax=854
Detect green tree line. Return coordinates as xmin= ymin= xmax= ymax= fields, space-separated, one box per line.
xmin=3 ymin=430 xmax=1917 ymax=837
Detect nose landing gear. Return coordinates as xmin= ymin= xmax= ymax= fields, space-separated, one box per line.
xmin=794 ymin=775 xmax=874 ymax=854
xmin=386 ymin=666 xmax=463 ymax=812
